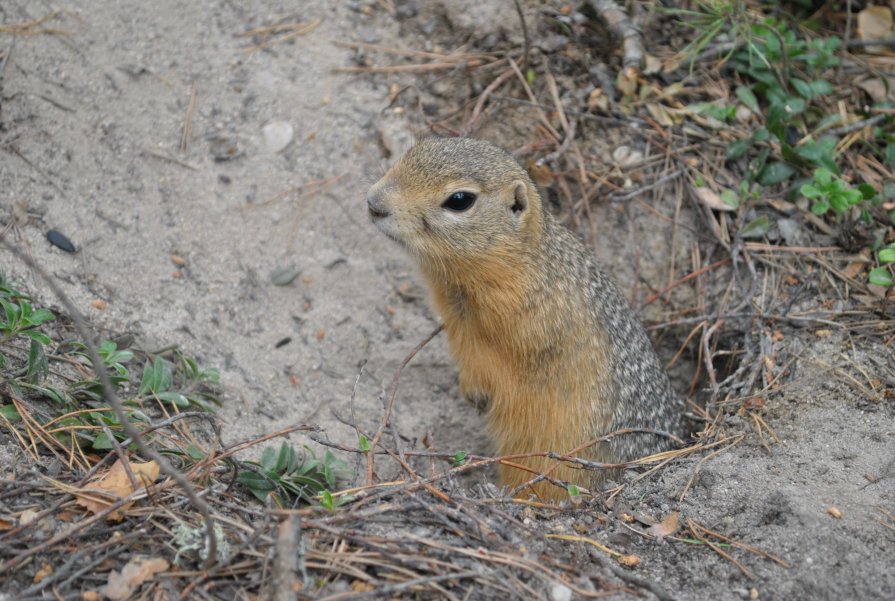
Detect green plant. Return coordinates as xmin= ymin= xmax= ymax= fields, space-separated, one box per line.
xmin=726 ymin=18 xmax=842 ymax=183
xmin=1 ymin=276 xmax=222 ymax=455
xmin=138 ymin=352 xmax=221 ymax=411
xmin=236 ymin=442 xmax=351 ymax=506
xmin=670 ymin=1 xmax=755 ymax=67
xmin=870 ymin=242 xmax=895 ymax=287
xmin=799 ymin=168 xmax=872 ymax=216
xmin=451 ymin=450 xmax=468 ymax=467
xmin=0 ymin=276 xmax=55 ymax=376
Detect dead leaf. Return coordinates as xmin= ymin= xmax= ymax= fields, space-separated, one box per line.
xmin=645 ymin=102 xmax=678 ymax=127
xmin=74 ymin=459 xmax=160 ymax=521
xmin=693 ymin=186 xmax=737 ymax=212
xmin=612 ymin=145 xmax=644 ymax=168
xmin=618 ymin=554 xmax=641 ymax=567
xmin=20 ymin=508 xmax=39 ymax=525
xmin=827 ymin=506 xmax=843 ymax=519
xmin=526 ymin=159 xmax=555 ymax=186
xmin=857 ymin=6 xmax=895 ymax=54
xmin=81 ymin=592 xmax=102 ymax=601
xmin=587 ymin=88 xmax=609 ymax=112
xmin=856 ymin=76 xmax=895 ymax=103
xmin=101 ymin=557 xmax=169 ymax=601
xmin=0 ymin=517 xmax=13 ymax=531
xmin=33 ymin=563 xmax=53 ymax=584
xmin=643 ymin=53 xmax=662 ymax=75
xmin=646 ymin=511 xmax=680 ymax=538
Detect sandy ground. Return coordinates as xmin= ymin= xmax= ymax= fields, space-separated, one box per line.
xmin=2 ymin=1 xmax=893 ymax=600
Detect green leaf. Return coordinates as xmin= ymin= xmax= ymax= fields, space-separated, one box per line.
xmin=22 ymin=329 xmax=52 ymax=345
xmin=795 ymin=138 xmax=838 ymax=172
xmin=800 ymin=184 xmax=824 ymax=199
xmin=727 ymin=138 xmax=752 ymax=160
xmin=186 ymin=445 xmax=206 ymax=460
xmin=567 ymin=484 xmax=581 ymax=498
xmin=783 ymin=97 xmax=806 ymax=115
xmin=26 ymin=339 xmax=49 ymax=384
xmin=275 ymin=442 xmax=295 ymax=473
xmin=1 ymin=299 xmax=21 ymax=329
xmin=878 ymin=248 xmax=895 ymax=264
xmin=741 ymin=216 xmax=770 ymax=239
xmin=28 ymin=308 xmax=55 ymax=326
xmin=858 ymin=183 xmax=878 ymax=201
xmin=156 ymin=391 xmax=189 ymax=407
xmin=843 ymin=189 xmax=863 ymax=205
xmin=0 ymin=404 xmax=21 ymax=423
xmin=758 ymin=162 xmax=796 ymax=185
xmin=93 ymin=431 xmax=116 ymax=450
xmin=829 ymin=193 xmax=848 ymax=214
xmin=260 ymin=446 xmax=278 ymax=472
xmin=868 ymin=267 xmax=894 ymax=287
xmin=811 ymin=199 xmax=830 ymax=215
xmin=791 ymin=78 xmax=812 ymax=98
xmin=735 ymin=85 xmax=759 ymax=112
xmin=808 ymin=80 xmax=833 ymax=96
xmin=720 ymin=189 xmax=739 ymax=209
xmin=753 ymin=128 xmax=771 ymax=142
xmin=452 ymin=451 xmax=468 ymax=467
xmin=236 ymin=471 xmax=276 ymax=502
xmin=320 ymin=490 xmax=335 ymax=511
xmin=358 ymin=435 xmax=370 ymax=453
xmin=139 ymin=356 xmax=173 ymax=394
xmin=814 ymin=167 xmax=833 ymax=187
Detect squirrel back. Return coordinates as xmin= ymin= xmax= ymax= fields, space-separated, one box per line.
xmin=367 ymin=137 xmax=684 ymax=500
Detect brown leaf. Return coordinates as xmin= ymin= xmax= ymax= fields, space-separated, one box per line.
xmin=827 ymin=506 xmax=843 ymax=519
xmin=646 ymin=511 xmax=680 ymax=538
xmin=618 ymin=554 xmax=641 ymax=567
xmin=526 ymin=159 xmax=555 ymax=186
xmin=20 ymin=508 xmax=39 ymax=525
xmin=693 ymin=186 xmax=737 ymax=212
xmin=33 ymin=563 xmax=53 ymax=584
xmin=857 ymin=6 xmax=895 ymax=54
xmin=857 ymin=76 xmax=895 ymax=103
xmin=102 ymin=557 xmax=170 ymax=601
xmin=75 ymin=459 xmax=160 ymax=521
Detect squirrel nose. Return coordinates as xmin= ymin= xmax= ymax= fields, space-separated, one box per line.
xmin=366 ymin=190 xmax=391 ymax=220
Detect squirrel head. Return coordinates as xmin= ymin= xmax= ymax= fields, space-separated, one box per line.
xmin=366 ymin=137 xmax=543 ymax=267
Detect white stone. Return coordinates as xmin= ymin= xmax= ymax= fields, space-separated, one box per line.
xmin=262 ymin=121 xmax=294 ymax=153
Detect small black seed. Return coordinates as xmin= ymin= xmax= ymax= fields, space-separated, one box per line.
xmin=275 ymin=337 xmax=292 ymax=348
xmin=46 ymin=230 xmax=76 ymax=253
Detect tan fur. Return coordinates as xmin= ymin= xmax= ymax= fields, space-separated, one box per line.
xmin=366 ymin=137 xmax=681 ymax=501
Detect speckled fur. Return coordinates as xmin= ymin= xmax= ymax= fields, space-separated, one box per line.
xmin=366 ymin=137 xmax=684 ymax=500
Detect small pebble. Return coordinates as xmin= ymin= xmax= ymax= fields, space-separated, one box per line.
xmin=270 ymin=265 xmax=301 ymax=286
xmin=46 ymin=229 xmax=76 ymax=253
xmin=537 ymin=34 xmax=569 ymax=53
xmin=261 ymin=121 xmax=294 ymax=153
xmin=548 ymin=583 xmax=572 ymax=601
xmin=357 ymin=26 xmax=381 ymax=44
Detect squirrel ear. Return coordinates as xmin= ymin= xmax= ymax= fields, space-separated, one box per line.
xmin=510 ymin=181 xmax=528 ymax=218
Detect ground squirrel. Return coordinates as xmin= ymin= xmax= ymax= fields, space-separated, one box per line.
xmin=366 ymin=137 xmax=684 ymax=500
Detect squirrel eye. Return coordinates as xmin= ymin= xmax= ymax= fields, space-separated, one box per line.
xmin=441 ymin=191 xmax=477 ymax=212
